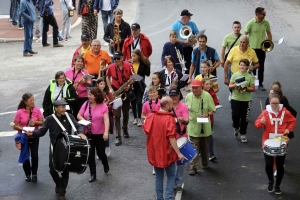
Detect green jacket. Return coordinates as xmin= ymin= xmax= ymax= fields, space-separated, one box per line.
xmin=42 ymin=78 xmax=78 ymax=117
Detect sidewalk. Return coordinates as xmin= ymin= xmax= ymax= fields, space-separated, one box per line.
xmin=0 ymin=0 xmax=80 ymax=43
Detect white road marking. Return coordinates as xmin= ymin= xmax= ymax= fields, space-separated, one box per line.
xmin=0 ymin=131 xmax=16 ymax=137
xmin=175 ymin=183 xmax=184 ymax=200
xmin=0 ymin=108 xmax=44 ymax=116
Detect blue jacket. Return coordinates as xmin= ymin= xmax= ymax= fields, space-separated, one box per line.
xmin=36 ymin=0 xmax=53 ymax=16
xmin=93 ymin=0 xmax=119 ymax=11
xmin=161 ymin=42 xmax=183 ymax=71
xmin=14 ymin=133 xmax=29 ymax=164
xmin=19 ymin=0 xmax=36 ymax=24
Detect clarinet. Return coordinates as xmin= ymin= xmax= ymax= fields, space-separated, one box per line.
xmin=201 ymin=98 xmax=204 ymax=134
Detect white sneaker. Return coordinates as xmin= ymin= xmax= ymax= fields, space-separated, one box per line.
xmin=137 ymin=118 xmax=143 ymax=127
xmin=228 ymin=93 xmax=232 ymax=101
xmin=105 ymin=146 xmax=111 ymax=157
xmin=36 ymin=37 xmax=42 ymax=42
xmin=152 ymin=167 xmax=156 ymax=175
xmin=241 ymin=135 xmax=247 ymax=143
xmin=274 ymin=170 xmax=277 ymax=177
xmin=133 ymin=118 xmax=138 ymax=125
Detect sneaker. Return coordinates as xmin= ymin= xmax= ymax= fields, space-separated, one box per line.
xmin=36 ymin=37 xmax=42 ymax=42
xmin=115 ymin=137 xmax=122 ymax=146
xmin=189 ymin=168 xmax=197 ymax=175
xmin=234 ymin=128 xmax=239 ymax=137
xmin=176 ymin=185 xmax=183 ymax=192
xmin=228 ymin=93 xmax=232 ymax=101
xmin=123 ymin=131 xmax=129 ymax=138
xmin=43 ymin=43 xmax=51 ymax=47
xmin=9 ymin=18 xmax=12 ymax=22
xmin=275 ymin=187 xmax=282 ymax=195
xmin=267 ymin=181 xmax=274 ymax=192
xmin=53 ymin=43 xmax=64 ymax=47
xmin=105 ymin=146 xmax=111 ymax=157
xmin=241 ymin=135 xmax=247 ymax=143
xmin=133 ymin=118 xmax=138 ymax=125
xmin=152 ymin=167 xmax=155 ymax=175
xmin=18 ymin=26 xmax=24 ymax=30
xmin=137 ymin=118 xmax=143 ymax=127
xmin=209 ymin=156 xmax=217 ymax=161
xmin=184 ymin=85 xmax=191 ymax=92
xmin=274 ymin=170 xmax=277 ymax=177
xmin=259 ymin=85 xmax=266 ymax=91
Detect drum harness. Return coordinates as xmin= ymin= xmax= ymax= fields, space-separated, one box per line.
xmin=268 ymin=110 xmax=285 ymax=135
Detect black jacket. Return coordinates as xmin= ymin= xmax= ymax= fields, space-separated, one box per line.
xmin=33 ymin=114 xmax=84 ymax=145
xmin=160 ymin=69 xmax=184 ymax=100
xmin=103 ymin=19 xmax=131 ymax=52
xmin=133 ymin=61 xmax=150 ymax=92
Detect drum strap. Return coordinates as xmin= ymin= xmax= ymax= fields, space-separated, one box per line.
xmin=268 ymin=111 xmax=285 ymax=134
xmin=52 ymin=113 xmax=78 ymax=134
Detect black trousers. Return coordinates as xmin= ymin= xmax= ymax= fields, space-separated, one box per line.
xmin=231 ymin=99 xmax=251 ymax=135
xmin=183 ymin=46 xmax=193 ymax=85
xmin=88 ymin=134 xmax=108 ymax=175
xmin=42 ymin=14 xmax=59 ymax=45
xmin=23 ymin=137 xmax=39 ymax=176
xmin=49 ymin=150 xmax=69 ymax=195
xmin=253 ymin=49 xmax=266 ymax=86
xmin=131 ymin=88 xmax=143 ymax=119
xmin=264 ymin=154 xmax=285 ymax=187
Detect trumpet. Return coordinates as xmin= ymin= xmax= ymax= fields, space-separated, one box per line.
xmin=179 ymin=25 xmax=196 ymax=47
xmin=73 ymin=70 xmax=85 ymax=89
xmin=261 ymin=37 xmax=274 ymax=52
xmin=98 ymin=59 xmax=106 ymax=79
xmin=175 ymin=46 xmax=187 ymax=71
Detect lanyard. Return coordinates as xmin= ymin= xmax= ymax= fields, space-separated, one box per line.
xmin=132 ymin=37 xmax=140 ymax=50
xmin=26 ymin=108 xmax=33 ymax=126
xmin=115 ymin=64 xmax=126 ymax=87
xmin=55 ymin=84 xmax=65 ymax=100
xmin=72 ymin=68 xmax=81 ymax=84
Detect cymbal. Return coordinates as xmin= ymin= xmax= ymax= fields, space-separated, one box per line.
xmin=274 ymin=136 xmax=289 ymax=142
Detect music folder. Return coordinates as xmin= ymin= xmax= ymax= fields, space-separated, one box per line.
xmin=197 ymin=118 xmax=209 ymax=123
xmin=210 ymin=76 xmax=218 ymax=83
xmin=180 ymin=74 xmax=189 ymax=81
xmin=83 ymin=74 xmax=94 ymax=80
xmin=78 ymin=120 xmax=91 ymax=126
xmin=132 ymin=74 xmax=143 ymax=81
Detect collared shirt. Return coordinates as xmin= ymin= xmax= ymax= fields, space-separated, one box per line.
xmin=245 ymin=18 xmax=271 ymax=49
xmin=227 ymin=46 xmax=259 ymax=73
xmin=173 ymin=101 xmax=189 ymax=139
xmin=195 ymin=73 xmax=218 ymax=86
xmin=83 ymin=49 xmax=111 ymax=75
xmin=131 ymin=36 xmax=141 ymax=51
xmin=142 ymin=98 xmax=161 ymax=117
xmin=14 ymin=107 xmax=43 ymax=134
xmin=185 ymin=91 xmax=216 ymax=137
xmin=80 ymin=45 xmax=91 ymax=56
xmin=191 ymin=47 xmax=219 ymax=74
xmin=222 ymin=32 xmax=242 ymax=50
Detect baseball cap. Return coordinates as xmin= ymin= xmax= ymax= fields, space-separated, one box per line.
xmin=180 ymin=9 xmax=193 ymax=16
xmin=81 ymin=34 xmax=90 ymax=40
xmin=131 ymin=23 xmax=140 ymax=30
xmin=190 ymin=80 xmax=202 ymax=87
xmin=53 ymin=100 xmax=68 ymax=107
xmin=169 ymin=88 xmax=180 ymax=96
xmin=113 ymin=51 xmax=123 ymax=58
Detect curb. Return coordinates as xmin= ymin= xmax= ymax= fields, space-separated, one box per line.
xmin=0 ymin=17 xmax=82 ymax=43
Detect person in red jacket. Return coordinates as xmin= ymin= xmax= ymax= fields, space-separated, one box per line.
xmin=71 ymin=34 xmax=91 ymax=66
xmin=122 ymin=23 xmax=152 ymax=60
xmin=254 ymin=94 xmax=296 ymax=195
xmin=142 ymin=96 xmax=185 ymax=200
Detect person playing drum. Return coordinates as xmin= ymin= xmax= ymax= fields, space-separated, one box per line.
xmin=254 ymin=94 xmax=296 ymax=195
xmin=25 ymin=100 xmax=86 ymax=200
xmin=169 ymin=88 xmax=189 ymax=191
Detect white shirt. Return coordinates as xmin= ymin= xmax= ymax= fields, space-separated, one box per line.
xmin=131 ymin=36 xmax=141 ymax=52
xmin=102 ymin=0 xmax=111 ymax=11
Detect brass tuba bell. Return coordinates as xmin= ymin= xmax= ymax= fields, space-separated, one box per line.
xmin=261 ymin=39 xmax=274 ymax=52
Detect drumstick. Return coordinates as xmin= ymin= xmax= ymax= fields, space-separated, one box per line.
xmin=260 ymin=100 xmax=264 ymax=113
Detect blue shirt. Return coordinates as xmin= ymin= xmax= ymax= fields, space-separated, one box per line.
xmin=171 ymin=20 xmax=200 ymax=48
xmin=191 ymin=47 xmax=219 ymax=74
xmin=20 ymin=0 xmax=36 ymax=24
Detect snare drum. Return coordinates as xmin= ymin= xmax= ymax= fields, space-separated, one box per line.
xmin=176 ymin=137 xmax=197 ymax=165
xmin=263 ymin=139 xmax=287 ymax=156
xmin=53 ymin=133 xmax=90 ymax=174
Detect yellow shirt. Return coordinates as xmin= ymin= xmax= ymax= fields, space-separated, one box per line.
xmin=227 ymin=46 xmax=259 ymax=73
xmin=133 ymin=63 xmax=139 ymax=74
xmin=81 ymin=45 xmax=91 ymax=56
xmin=195 ymin=74 xmax=218 ymax=86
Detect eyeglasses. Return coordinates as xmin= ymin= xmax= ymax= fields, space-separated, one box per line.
xmin=114 ymin=57 xmax=121 ymax=60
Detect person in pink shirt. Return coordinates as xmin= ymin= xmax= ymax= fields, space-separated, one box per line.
xmin=77 ymin=87 xmax=109 ymax=183
xmin=13 ymin=93 xmax=44 ymax=182
xmin=65 ymin=55 xmax=92 ymax=117
xmin=142 ymin=85 xmax=161 ymax=120
xmin=169 ymin=88 xmax=189 ymax=191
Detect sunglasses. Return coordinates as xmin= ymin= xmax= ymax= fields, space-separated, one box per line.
xmin=114 ymin=57 xmax=121 ymax=60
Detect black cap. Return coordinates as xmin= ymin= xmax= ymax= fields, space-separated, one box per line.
xmin=53 ymin=100 xmax=68 ymax=107
xmin=180 ymin=9 xmax=193 ymax=16
xmin=113 ymin=51 xmax=123 ymax=58
xmin=81 ymin=34 xmax=90 ymax=40
xmin=131 ymin=23 xmax=140 ymax=30
xmin=169 ymin=88 xmax=180 ymax=96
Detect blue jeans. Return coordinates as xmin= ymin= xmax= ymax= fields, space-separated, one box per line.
xmin=23 ymin=21 xmax=34 ymax=54
xmin=11 ymin=0 xmax=22 ymax=26
xmin=154 ymin=162 xmax=176 ymax=200
xmin=209 ymin=124 xmax=214 ymax=156
xmin=175 ymin=164 xmax=184 ymax=187
xmin=101 ymin=10 xmax=113 ymax=32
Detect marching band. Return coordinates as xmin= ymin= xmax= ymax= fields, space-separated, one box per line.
xmin=11 ymin=5 xmax=297 ymax=200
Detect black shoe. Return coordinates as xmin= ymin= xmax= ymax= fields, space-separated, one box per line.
xmin=88 ymin=174 xmax=96 ymax=182
xmin=32 ymin=175 xmax=37 ymax=182
xmin=259 ymin=85 xmax=266 ymax=91
xmin=55 ymin=185 xmax=59 ymax=194
xmin=275 ymin=186 xmax=282 ymax=195
xmin=25 ymin=176 xmax=31 ymax=182
xmin=43 ymin=43 xmax=51 ymax=47
xmin=123 ymin=131 xmax=129 ymax=138
xmin=53 ymin=43 xmax=64 ymax=47
xmin=267 ymin=181 xmax=274 ymax=192
xmin=104 ymin=164 xmax=109 ymax=173
xmin=115 ymin=137 xmax=122 ymax=146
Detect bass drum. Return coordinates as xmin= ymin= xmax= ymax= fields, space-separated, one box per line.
xmin=53 ymin=133 xmax=90 ymax=174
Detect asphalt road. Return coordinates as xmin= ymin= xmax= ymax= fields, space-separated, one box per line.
xmin=1 ymin=0 xmax=300 ymax=199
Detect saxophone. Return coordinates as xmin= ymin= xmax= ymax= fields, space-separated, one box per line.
xmin=113 ymin=76 xmax=134 ymax=101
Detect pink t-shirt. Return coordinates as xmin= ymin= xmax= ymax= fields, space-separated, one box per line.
xmin=65 ymin=68 xmax=91 ymax=98
xmin=79 ymin=102 xmax=108 ymax=134
xmin=142 ymin=98 xmax=161 ymax=117
xmin=173 ymin=102 xmax=189 ymax=139
xmin=14 ymin=107 xmax=43 ymax=134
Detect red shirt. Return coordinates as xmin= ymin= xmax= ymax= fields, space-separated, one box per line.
xmin=142 ymin=111 xmax=178 ymax=168
xmin=106 ymin=61 xmax=133 ymax=89
xmin=208 ymin=89 xmax=219 ymax=124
